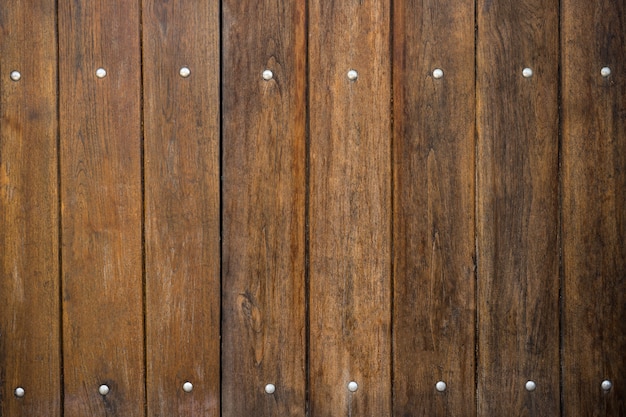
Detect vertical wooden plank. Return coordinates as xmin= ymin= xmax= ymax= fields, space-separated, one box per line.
xmin=308 ymin=1 xmax=391 ymax=415
xmin=143 ymin=1 xmax=221 ymax=415
xmin=58 ymin=1 xmax=144 ymax=415
xmin=392 ymin=0 xmax=475 ymax=415
xmin=476 ymin=0 xmax=560 ymax=415
xmin=561 ymin=0 xmax=626 ymax=415
xmin=221 ymin=0 xmax=307 ymax=415
xmin=0 ymin=2 xmax=60 ymax=415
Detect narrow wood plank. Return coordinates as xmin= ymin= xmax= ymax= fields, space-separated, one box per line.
xmin=476 ymin=0 xmax=560 ymax=415
xmin=308 ymin=1 xmax=391 ymax=415
xmin=58 ymin=1 xmax=144 ymax=415
xmin=142 ymin=1 xmax=221 ymax=415
xmin=392 ymin=0 xmax=475 ymax=415
xmin=561 ymin=0 xmax=626 ymax=415
xmin=221 ymin=0 xmax=307 ymax=415
xmin=0 ymin=2 xmax=60 ymax=415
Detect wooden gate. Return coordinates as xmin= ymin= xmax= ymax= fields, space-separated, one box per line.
xmin=1 ymin=0 xmax=624 ymax=416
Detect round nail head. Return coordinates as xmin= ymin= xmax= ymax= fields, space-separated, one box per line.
xmin=98 ymin=384 xmax=110 ymax=396
xmin=262 ymin=70 xmax=273 ymax=81
xmin=179 ymin=67 xmax=191 ymax=78
xmin=96 ymin=68 xmax=107 ymax=79
xmin=522 ymin=68 xmax=533 ymax=78
xmin=601 ymin=380 xmax=612 ymax=391
xmin=348 ymin=381 xmax=358 ymax=392
xmin=183 ymin=381 xmax=193 ymax=393
xmin=436 ymin=381 xmax=447 ymax=392
xmin=525 ymin=380 xmax=537 ymax=392
xmin=433 ymin=68 xmax=444 ymax=79
xmin=10 ymin=71 xmax=21 ymax=81
xmin=265 ymin=383 xmax=276 ymax=394
xmin=347 ymin=69 xmax=358 ymax=81
xmin=14 ymin=387 xmax=25 ymax=398
xmin=601 ymin=67 xmax=611 ymax=77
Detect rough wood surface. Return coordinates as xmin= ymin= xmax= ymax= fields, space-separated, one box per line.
xmin=0 ymin=2 xmax=60 ymax=415
xmin=308 ymin=1 xmax=392 ymax=415
xmin=221 ymin=0 xmax=307 ymax=415
xmin=143 ymin=1 xmax=221 ymax=415
xmin=476 ymin=0 xmax=560 ymax=415
xmin=392 ymin=0 xmax=476 ymax=415
xmin=58 ymin=1 xmax=145 ymax=415
xmin=561 ymin=0 xmax=626 ymax=415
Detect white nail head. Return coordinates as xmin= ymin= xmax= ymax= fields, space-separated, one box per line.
xmin=435 ymin=381 xmax=447 ymax=392
xmin=347 ymin=381 xmax=358 ymax=392
xmin=601 ymin=380 xmax=612 ymax=391
xmin=262 ymin=69 xmax=273 ymax=81
xmin=98 ymin=384 xmax=110 ymax=396
xmin=14 ymin=387 xmax=25 ymax=398
xmin=525 ymin=380 xmax=537 ymax=392
xmin=182 ymin=381 xmax=193 ymax=393
xmin=522 ymin=67 xmax=533 ymax=78
xmin=10 ymin=71 xmax=21 ymax=81
xmin=264 ymin=383 xmax=276 ymax=394
xmin=601 ymin=67 xmax=611 ymax=78
xmin=95 ymin=68 xmax=107 ymax=79
xmin=347 ymin=69 xmax=358 ymax=81
xmin=433 ymin=68 xmax=444 ymax=79
xmin=179 ymin=66 xmax=191 ymax=78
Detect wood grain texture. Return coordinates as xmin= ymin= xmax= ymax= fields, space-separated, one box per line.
xmin=143 ymin=1 xmax=221 ymax=415
xmin=476 ymin=0 xmax=560 ymax=415
xmin=58 ymin=1 xmax=144 ymax=415
xmin=308 ymin=1 xmax=391 ymax=415
xmin=392 ymin=0 xmax=475 ymax=415
xmin=0 ymin=2 xmax=60 ymax=415
xmin=561 ymin=0 xmax=626 ymax=415
xmin=221 ymin=0 xmax=307 ymax=415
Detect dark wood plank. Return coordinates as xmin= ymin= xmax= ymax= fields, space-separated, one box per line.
xmin=0 ymin=2 xmax=60 ymax=415
xmin=308 ymin=2 xmax=391 ymax=415
xmin=142 ymin=1 xmax=221 ymax=415
xmin=221 ymin=0 xmax=307 ymax=415
xmin=476 ymin=0 xmax=560 ymax=415
xmin=58 ymin=1 xmax=144 ymax=415
xmin=392 ymin=0 xmax=475 ymax=415
xmin=561 ymin=0 xmax=626 ymax=415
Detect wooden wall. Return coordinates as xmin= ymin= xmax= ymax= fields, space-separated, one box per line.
xmin=1 ymin=0 xmax=624 ymax=416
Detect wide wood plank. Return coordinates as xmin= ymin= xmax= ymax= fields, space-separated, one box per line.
xmin=476 ymin=0 xmax=560 ymax=415
xmin=142 ymin=1 xmax=221 ymax=415
xmin=0 ymin=2 xmax=60 ymax=415
xmin=561 ymin=0 xmax=626 ymax=415
xmin=58 ymin=1 xmax=144 ymax=415
xmin=392 ymin=0 xmax=475 ymax=415
xmin=221 ymin=0 xmax=307 ymax=415
xmin=308 ymin=1 xmax=392 ymax=415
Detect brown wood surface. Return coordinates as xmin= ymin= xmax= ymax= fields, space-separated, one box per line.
xmin=58 ymin=1 xmax=145 ymax=416
xmin=476 ymin=0 xmax=560 ymax=415
xmin=561 ymin=0 xmax=626 ymax=415
xmin=0 ymin=2 xmax=60 ymax=415
xmin=143 ymin=1 xmax=221 ymax=415
xmin=392 ymin=0 xmax=476 ymax=415
xmin=308 ymin=1 xmax=392 ymax=415
xmin=221 ymin=0 xmax=307 ymax=415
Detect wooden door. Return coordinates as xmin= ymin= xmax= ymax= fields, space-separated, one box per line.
xmin=1 ymin=0 xmax=624 ymax=416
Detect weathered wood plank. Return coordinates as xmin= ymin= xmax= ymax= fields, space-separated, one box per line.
xmin=392 ymin=0 xmax=476 ymax=415
xmin=561 ymin=0 xmax=626 ymax=415
xmin=58 ymin=1 xmax=144 ymax=415
xmin=142 ymin=1 xmax=221 ymax=415
xmin=221 ymin=0 xmax=307 ymax=415
xmin=476 ymin=0 xmax=560 ymax=415
xmin=0 ymin=2 xmax=60 ymax=415
xmin=308 ymin=1 xmax=392 ymax=415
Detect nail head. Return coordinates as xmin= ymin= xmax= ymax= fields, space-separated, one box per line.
xmin=433 ymin=68 xmax=444 ymax=79
xmin=14 ymin=387 xmax=25 ymax=398
xmin=98 ymin=384 xmax=110 ymax=396
xmin=601 ymin=380 xmax=612 ymax=391
xmin=179 ymin=67 xmax=191 ymax=78
xmin=347 ymin=69 xmax=358 ymax=81
xmin=262 ymin=69 xmax=273 ymax=81
xmin=522 ymin=68 xmax=533 ymax=78
xmin=183 ymin=381 xmax=193 ymax=393
xmin=10 ymin=71 xmax=21 ymax=81
xmin=601 ymin=67 xmax=611 ymax=77
xmin=435 ymin=381 xmax=447 ymax=392
xmin=525 ymin=380 xmax=537 ymax=392
xmin=348 ymin=381 xmax=358 ymax=392
xmin=265 ymin=383 xmax=276 ymax=394
xmin=95 ymin=68 xmax=107 ymax=79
